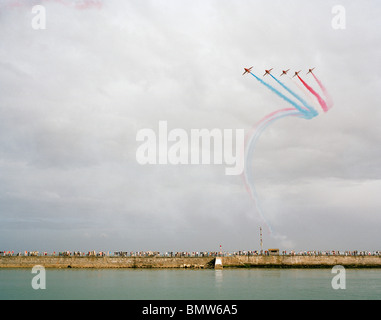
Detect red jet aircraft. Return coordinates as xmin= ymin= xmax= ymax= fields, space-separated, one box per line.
xmin=263 ymin=68 xmax=273 ymax=76
xmin=280 ymin=69 xmax=290 ymax=77
xmin=242 ymin=66 xmax=253 ymax=75
xmin=292 ymin=70 xmax=302 ymax=78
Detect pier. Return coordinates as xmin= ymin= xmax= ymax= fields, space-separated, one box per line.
xmin=1 ymin=255 xmax=381 ymax=269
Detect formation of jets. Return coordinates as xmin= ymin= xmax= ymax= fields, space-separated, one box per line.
xmin=242 ymin=67 xmax=316 ymax=77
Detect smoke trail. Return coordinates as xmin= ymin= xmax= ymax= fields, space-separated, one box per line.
xmin=249 ymin=72 xmax=313 ymax=118
xmin=244 ymin=70 xmax=314 ymax=233
xmin=244 ymin=107 xmax=305 ymax=233
xmin=269 ymin=74 xmax=318 ymax=117
xmin=243 ymin=69 xmax=332 ymax=237
xmin=311 ymin=72 xmax=334 ymax=110
xmin=289 ymin=76 xmax=321 ymax=111
xmin=297 ymin=75 xmax=329 ymax=113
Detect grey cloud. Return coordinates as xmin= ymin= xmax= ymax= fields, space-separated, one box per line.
xmin=0 ymin=0 xmax=380 ymax=252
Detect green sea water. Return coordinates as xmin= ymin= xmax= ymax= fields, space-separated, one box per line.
xmin=0 ymin=268 xmax=380 ymax=300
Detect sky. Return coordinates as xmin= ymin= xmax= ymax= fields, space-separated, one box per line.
xmin=0 ymin=0 xmax=380 ymax=253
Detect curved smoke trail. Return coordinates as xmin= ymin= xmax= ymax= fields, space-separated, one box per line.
xmin=243 ymin=69 xmax=330 ymax=234
xmin=244 ymin=107 xmax=304 ymax=233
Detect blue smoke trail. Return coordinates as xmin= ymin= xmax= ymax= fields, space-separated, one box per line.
xmin=244 ymin=108 xmax=304 ymax=233
xmin=269 ymin=74 xmax=318 ymax=117
xmin=245 ymin=70 xmax=320 ymax=234
xmin=249 ymin=72 xmax=313 ymax=119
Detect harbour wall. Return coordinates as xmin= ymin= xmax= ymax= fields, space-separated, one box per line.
xmin=223 ymin=255 xmax=381 ymax=268
xmin=1 ymin=255 xmax=381 ymax=268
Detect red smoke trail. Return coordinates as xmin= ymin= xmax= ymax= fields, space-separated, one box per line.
xmin=311 ymin=72 xmax=333 ymax=110
xmin=297 ymin=75 xmax=329 ymax=113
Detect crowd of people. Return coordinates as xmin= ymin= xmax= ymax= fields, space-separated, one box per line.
xmin=0 ymin=250 xmax=110 ymax=257
xmin=1 ymin=250 xmax=381 ymax=257
xmin=280 ymin=250 xmax=381 ymax=256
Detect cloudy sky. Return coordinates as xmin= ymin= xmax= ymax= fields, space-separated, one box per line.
xmin=0 ymin=0 xmax=380 ymax=253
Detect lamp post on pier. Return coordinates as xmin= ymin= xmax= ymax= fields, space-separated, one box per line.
xmin=260 ymin=226 xmax=263 ymax=255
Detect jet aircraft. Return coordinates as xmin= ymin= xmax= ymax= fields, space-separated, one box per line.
xmin=293 ymin=70 xmax=302 ymax=78
xmin=242 ymin=67 xmax=253 ymax=75
xmin=263 ymin=68 xmax=273 ymax=76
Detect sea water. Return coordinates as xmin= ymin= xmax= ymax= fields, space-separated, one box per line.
xmin=0 ymin=268 xmax=380 ymax=300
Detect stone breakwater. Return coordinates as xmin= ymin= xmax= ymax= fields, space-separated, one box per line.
xmin=1 ymin=255 xmax=381 ymax=269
